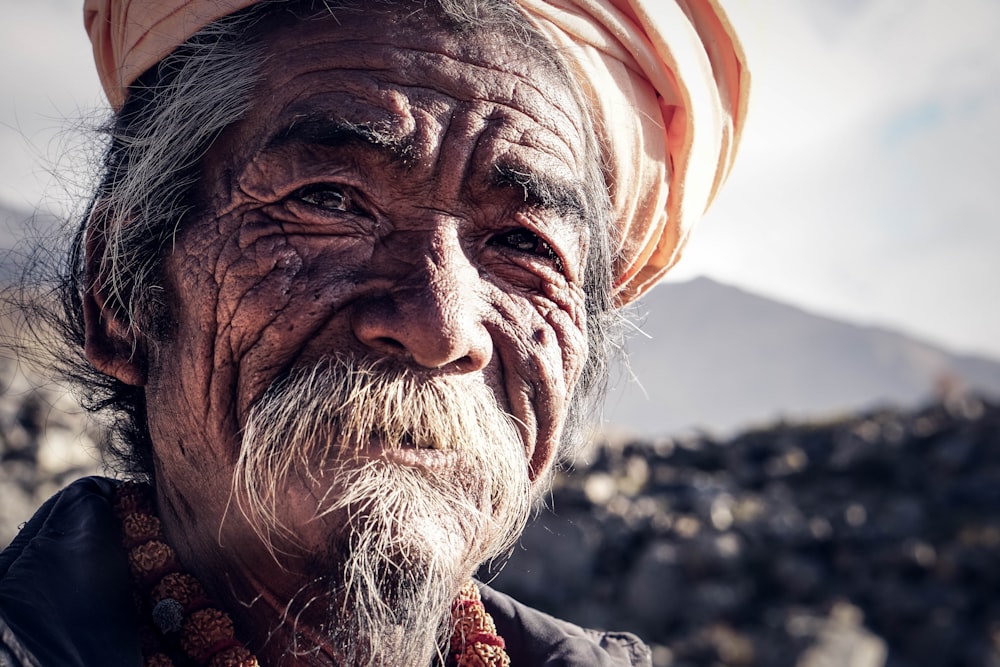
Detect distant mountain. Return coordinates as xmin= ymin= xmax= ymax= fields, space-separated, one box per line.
xmin=1 ymin=202 xmax=40 ymax=248
xmin=600 ymin=277 xmax=1000 ymax=436
xmin=0 ymin=202 xmax=61 ymax=282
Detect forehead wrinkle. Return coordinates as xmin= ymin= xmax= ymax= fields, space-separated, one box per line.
xmin=266 ymin=34 xmax=583 ymax=146
xmin=384 ymin=47 xmax=583 ymax=145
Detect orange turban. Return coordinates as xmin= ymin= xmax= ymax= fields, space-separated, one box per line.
xmin=84 ymin=0 xmax=749 ymax=304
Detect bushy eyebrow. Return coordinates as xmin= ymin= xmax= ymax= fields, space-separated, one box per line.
xmin=267 ymin=116 xmax=586 ymax=220
xmin=491 ymin=163 xmax=586 ymax=219
xmin=268 ymin=116 xmax=414 ymax=161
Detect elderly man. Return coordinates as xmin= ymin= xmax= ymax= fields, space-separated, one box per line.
xmin=0 ymin=0 xmax=747 ymax=665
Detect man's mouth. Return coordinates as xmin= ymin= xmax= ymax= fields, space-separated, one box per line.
xmin=370 ymin=430 xmax=434 ymax=450
xmin=398 ymin=432 xmax=420 ymax=448
xmin=357 ymin=432 xmax=457 ymax=470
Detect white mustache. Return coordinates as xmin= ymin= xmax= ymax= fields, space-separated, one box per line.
xmin=249 ymin=355 xmax=519 ymax=456
xmin=233 ymin=354 xmax=529 ymax=546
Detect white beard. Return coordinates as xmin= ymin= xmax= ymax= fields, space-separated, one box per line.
xmin=234 ymin=356 xmax=532 ymax=665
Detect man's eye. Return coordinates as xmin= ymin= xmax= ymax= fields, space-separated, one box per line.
xmin=490 ymin=229 xmax=564 ymax=272
xmin=293 ymin=184 xmax=351 ymax=212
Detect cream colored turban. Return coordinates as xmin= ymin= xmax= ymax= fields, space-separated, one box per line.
xmin=84 ymin=0 xmax=749 ymax=304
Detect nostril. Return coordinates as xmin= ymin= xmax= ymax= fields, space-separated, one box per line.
xmin=374 ymin=337 xmax=406 ymax=352
xmin=453 ymin=354 xmax=480 ymax=373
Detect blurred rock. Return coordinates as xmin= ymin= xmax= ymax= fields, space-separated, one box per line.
xmin=796 ymin=603 xmax=887 ymax=667
xmin=0 ymin=356 xmax=102 ymax=544
xmin=487 ymin=396 xmax=1000 ymax=667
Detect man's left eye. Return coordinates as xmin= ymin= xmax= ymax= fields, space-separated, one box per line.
xmin=293 ymin=184 xmax=351 ymax=212
xmin=490 ymin=229 xmax=563 ymax=272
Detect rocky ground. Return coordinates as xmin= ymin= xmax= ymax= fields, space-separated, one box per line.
xmin=488 ymin=396 xmax=1000 ymax=667
xmin=0 ymin=354 xmax=103 ymax=543
xmin=2 ymin=354 xmax=998 ymax=666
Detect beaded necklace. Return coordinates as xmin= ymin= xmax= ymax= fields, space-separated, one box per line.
xmin=114 ymin=482 xmax=511 ymax=666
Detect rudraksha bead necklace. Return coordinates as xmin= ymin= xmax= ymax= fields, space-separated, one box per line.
xmin=114 ymin=482 xmax=510 ymax=666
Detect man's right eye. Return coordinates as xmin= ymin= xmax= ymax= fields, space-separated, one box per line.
xmin=489 ymin=228 xmax=565 ymax=274
xmin=293 ymin=184 xmax=351 ymax=212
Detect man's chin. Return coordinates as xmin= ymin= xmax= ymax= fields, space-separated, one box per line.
xmin=310 ymin=487 xmax=471 ymax=666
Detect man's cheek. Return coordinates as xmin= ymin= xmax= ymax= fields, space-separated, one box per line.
xmin=529 ymin=288 xmax=588 ymax=390
xmin=488 ymin=298 xmax=576 ymax=455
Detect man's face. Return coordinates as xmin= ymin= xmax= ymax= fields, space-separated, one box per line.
xmin=139 ymin=7 xmax=591 ymax=569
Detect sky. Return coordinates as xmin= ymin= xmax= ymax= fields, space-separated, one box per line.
xmin=2 ymin=0 xmax=999 ymax=358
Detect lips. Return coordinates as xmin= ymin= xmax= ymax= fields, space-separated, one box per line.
xmin=381 ymin=446 xmax=458 ymax=470
xmin=349 ymin=432 xmax=459 ymax=471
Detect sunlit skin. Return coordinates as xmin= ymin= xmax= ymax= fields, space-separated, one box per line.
xmin=85 ymin=5 xmax=593 ymax=664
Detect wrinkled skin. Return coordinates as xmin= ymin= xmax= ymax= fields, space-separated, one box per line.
xmin=86 ymin=5 xmax=592 ymax=663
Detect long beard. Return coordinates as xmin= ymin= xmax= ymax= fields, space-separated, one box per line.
xmin=233 ymin=356 xmax=532 ymax=665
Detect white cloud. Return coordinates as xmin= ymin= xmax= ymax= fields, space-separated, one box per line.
xmin=670 ymin=0 xmax=1000 ymax=358
xmin=0 ymin=3 xmax=104 ymax=210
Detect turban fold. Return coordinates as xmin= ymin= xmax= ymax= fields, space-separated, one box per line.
xmin=84 ymin=0 xmax=749 ymax=304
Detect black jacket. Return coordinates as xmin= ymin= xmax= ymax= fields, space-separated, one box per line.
xmin=0 ymin=477 xmax=650 ymax=666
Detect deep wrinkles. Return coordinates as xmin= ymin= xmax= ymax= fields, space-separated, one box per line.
xmin=263 ymin=42 xmax=582 ymax=147
xmin=204 ymin=232 xmax=303 ymax=404
xmin=479 ymin=300 xmax=554 ymax=455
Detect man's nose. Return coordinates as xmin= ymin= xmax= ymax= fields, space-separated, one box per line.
xmin=350 ymin=234 xmax=492 ymax=372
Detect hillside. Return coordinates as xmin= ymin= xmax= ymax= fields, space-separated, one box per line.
xmin=603 ymin=277 xmax=1000 ymax=435
xmin=0 ymin=202 xmax=60 ymax=283
xmin=491 ymin=396 xmax=1000 ymax=667
xmin=0 ymin=203 xmax=29 ymax=250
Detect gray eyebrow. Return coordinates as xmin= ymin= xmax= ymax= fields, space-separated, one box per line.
xmin=269 ymin=117 xmax=586 ymax=219
xmin=269 ymin=116 xmax=413 ymax=161
xmin=491 ymin=163 xmax=587 ymax=219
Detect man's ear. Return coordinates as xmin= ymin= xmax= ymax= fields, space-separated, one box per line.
xmin=82 ymin=211 xmax=148 ymax=387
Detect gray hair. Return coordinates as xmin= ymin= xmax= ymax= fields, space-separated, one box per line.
xmin=56 ymin=0 xmax=618 ymax=477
